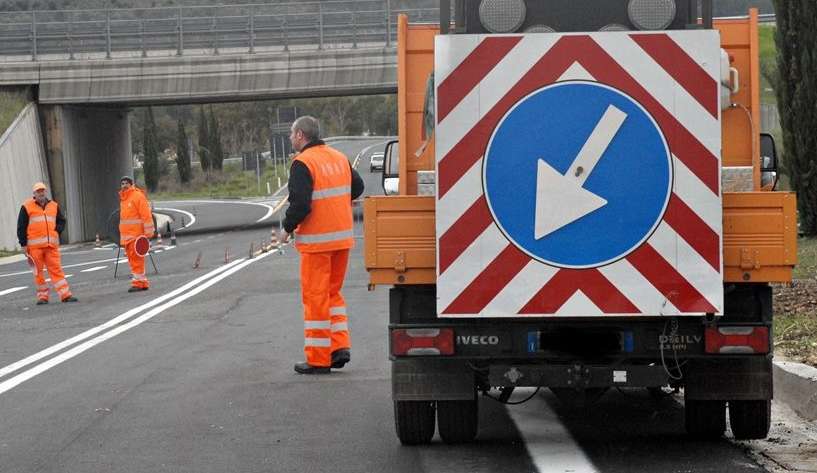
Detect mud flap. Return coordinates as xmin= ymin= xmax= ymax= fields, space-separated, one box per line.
xmin=685 ymin=356 xmax=773 ymax=400
xmin=392 ymin=359 xmax=475 ymax=401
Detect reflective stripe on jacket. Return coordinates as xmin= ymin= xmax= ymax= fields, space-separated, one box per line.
xmin=24 ymin=198 xmax=60 ymax=249
xmin=292 ymin=144 xmax=354 ymax=253
xmin=119 ymin=186 xmax=154 ymax=245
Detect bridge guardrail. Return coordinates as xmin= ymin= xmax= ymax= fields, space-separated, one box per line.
xmin=0 ymin=0 xmax=441 ymax=61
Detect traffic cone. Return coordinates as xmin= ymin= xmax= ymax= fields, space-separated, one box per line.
xmin=94 ymin=233 xmax=102 ymax=248
xmin=170 ymin=230 xmax=177 ymax=246
xmin=156 ymin=231 xmax=163 ymax=246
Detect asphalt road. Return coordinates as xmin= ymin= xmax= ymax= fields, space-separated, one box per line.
xmin=0 ymin=138 xmax=803 ymax=473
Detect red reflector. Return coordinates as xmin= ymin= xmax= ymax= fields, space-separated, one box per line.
xmin=705 ymin=326 xmax=769 ymax=354
xmin=391 ymin=328 xmax=454 ymax=356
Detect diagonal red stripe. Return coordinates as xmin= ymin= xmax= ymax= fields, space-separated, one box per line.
xmin=437 ymin=35 xmax=720 ymax=198
xmin=442 ymin=244 xmax=530 ymax=314
xmin=663 ymin=194 xmax=721 ymax=271
xmin=627 ymin=244 xmax=718 ymax=313
xmin=438 ymin=37 xmax=577 ymax=197
xmin=437 ymin=36 xmax=523 ymax=123
xmin=439 ymin=196 xmax=493 ymax=274
xmin=630 ymin=34 xmax=719 ymax=118
xmin=519 ymin=269 xmax=640 ymax=314
xmin=572 ymin=37 xmax=720 ymax=195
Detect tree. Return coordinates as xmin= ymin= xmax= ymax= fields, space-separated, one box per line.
xmin=142 ymin=107 xmax=160 ymax=193
xmin=208 ymin=106 xmax=224 ymax=171
xmin=197 ymin=106 xmax=211 ymax=174
xmin=774 ymin=0 xmax=817 ymax=235
xmin=176 ymin=118 xmax=192 ymax=184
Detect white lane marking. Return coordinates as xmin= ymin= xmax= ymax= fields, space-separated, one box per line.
xmin=507 ymin=389 xmax=598 ymax=473
xmin=154 ymin=250 xmax=164 ymax=254
xmin=0 ymin=252 xmax=275 ymax=396
xmin=153 ymin=207 xmax=196 ymax=229
xmin=157 ymin=200 xmax=276 ymax=224
xmin=0 ymin=259 xmax=245 ymax=380
xmin=0 ymin=256 xmax=125 ymax=279
xmin=80 ymin=266 xmax=107 ymax=273
xmin=353 ymin=140 xmax=391 ymax=169
xmin=253 ymin=204 xmax=275 ymax=223
xmin=192 ymin=239 xmax=202 ymax=244
xmin=0 ymin=287 xmax=27 ymax=296
xmin=272 ymin=183 xmax=288 ymax=197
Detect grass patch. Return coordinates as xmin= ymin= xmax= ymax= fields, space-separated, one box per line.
xmin=148 ymin=163 xmax=290 ymax=201
xmin=0 ymin=90 xmax=28 ymax=137
xmin=774 ymin=309 xmax=817 ymax=367
xmin=0 ymin=249 xmax=21 ymax=258
xmin=773 ymin=237 xmax=817 ymax=366
xmin=794 ymin=237 xmax=817 ymax=280
xmin=758 ymin=25 xmax=777 ymax=104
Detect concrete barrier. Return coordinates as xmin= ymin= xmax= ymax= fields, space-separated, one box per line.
xmin=774 ymin=360 xmax=817 ymax=421
xmin=0 ymin=102 xmax=49 ymax=251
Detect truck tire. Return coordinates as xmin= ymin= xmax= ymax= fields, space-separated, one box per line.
xmin=729 ymin=399 xmax=771 ymax=440
xmin=437 ymin=399 xmax=478 ymax=444
xmin=685 ymin=400 xmax=726 ymax=439
xmin=394 ymin=401 xmax=436 ymax=445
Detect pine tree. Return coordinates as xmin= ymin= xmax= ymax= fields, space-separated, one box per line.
xmin=208 ymin=106 xmax=224 ymax=171
xmin=774 ymin=0 xmax=817 ymax=235
xmin=197 ymin=106 xmax=210 ymax=174
xmin=176 ymin=118 xmax=192 ymax=184
xmin=142 ymin=107 xmax=160 ymax=193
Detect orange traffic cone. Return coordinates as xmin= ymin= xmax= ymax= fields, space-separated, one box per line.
xmin=94 ymin=233 xmax=102 ymax=247
xmin=156 ymin=231 xmax=163 ymax=246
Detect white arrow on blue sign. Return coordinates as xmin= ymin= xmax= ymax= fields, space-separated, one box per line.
xmin=483 ymin=81 xmax=673 ymax=269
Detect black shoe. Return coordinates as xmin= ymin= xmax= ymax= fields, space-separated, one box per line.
xmin=331 ymin=349 xmax=351 ymax=369
xmin=61 ymin=296 xmax=78 ymax=303
xmin=293 ymin=362 xmax=330 ymax=374
xmin=36 ymin=300 xmax=48 ymax=305
xmin=128 ymin=287 xmax=148 ymax=293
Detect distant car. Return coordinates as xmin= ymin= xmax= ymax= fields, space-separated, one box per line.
xmin=369 ymin=152 xmax=385 ymax=172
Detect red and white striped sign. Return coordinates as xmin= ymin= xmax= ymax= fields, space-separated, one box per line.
xmin=435 ymin=31 xmax=723 ymax=317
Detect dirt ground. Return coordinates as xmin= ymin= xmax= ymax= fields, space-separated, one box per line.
xmin=773 ymin=279 xmax=817 ymax=367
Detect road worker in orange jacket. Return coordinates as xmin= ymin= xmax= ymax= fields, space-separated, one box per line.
xmin=119 ymin=176 xmax=154 ymax=292
xmin=282 ymin=116 xmax=365 ymax=374
xmin=16 ymin=182 xmax=78 ymax=305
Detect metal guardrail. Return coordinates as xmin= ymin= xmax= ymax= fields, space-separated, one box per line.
xmin=0 ymin=4 xmax=775 ymax=62
xmin=0 ymin=0 xmax=440 ymax=61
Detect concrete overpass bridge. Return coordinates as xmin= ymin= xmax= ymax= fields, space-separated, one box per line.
xmin=0 ymin=1 xmax=430 ymax=247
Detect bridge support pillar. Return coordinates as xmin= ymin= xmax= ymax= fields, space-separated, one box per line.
xmin=39 ymin=105 xmax=132 ymax=243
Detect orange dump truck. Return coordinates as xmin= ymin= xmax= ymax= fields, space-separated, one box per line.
xmin=364 ymin=0 xmax=796 ymax=445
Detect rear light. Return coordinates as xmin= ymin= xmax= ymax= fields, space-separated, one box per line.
xmin=705 ymin=326 xmax=769 ymax=354
xmin=392 ymin=328 xmax=454 ymax=356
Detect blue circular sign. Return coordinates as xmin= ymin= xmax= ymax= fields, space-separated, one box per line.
xmin=483 ymin=81 xmax=672 ymax=268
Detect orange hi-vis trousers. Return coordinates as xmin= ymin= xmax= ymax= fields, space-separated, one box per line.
xmin=300 ymin=249 xmax=351 ymax=367
xmin=28 ymin=246 xmax=73 ymax=302
xmin=125 ymin=241 xmax=149 ymax=289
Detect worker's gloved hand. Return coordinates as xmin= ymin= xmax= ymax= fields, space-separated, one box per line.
xmin=281 ymin=232 xmax=291 ymax=244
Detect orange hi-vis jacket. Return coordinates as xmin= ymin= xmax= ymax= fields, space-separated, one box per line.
xmin=293 ymin=144 xmax=354 ymax=253
xmin=119 ymin=186 xmax=154 ymax=246
xmin=24 ymin=198 xmax=60 ymax=249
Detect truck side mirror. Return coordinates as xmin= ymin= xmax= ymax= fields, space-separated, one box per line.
xmin=759 ymin=133 xmax=778 ymax=190
xmin=382 ymin=140 xmax=400 ymax=196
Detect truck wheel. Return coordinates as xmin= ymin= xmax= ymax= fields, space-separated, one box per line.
xmin=729 ymin=400 xmax=771 ymax=440
xmin=685 ymin=400 xmax=726 ymax=438
xmin=437 ymin=399 xmax=478 ymax=444
xmin=394 ymin=401 xmax=436 ymax=445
